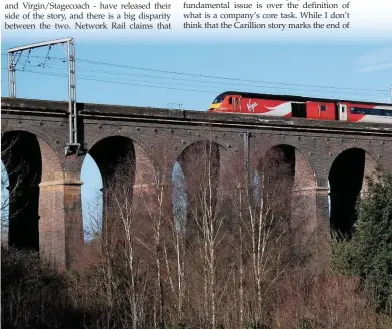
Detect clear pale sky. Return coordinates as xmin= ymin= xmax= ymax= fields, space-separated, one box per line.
xmin=1 ymin=37 xmax=392 ymax=231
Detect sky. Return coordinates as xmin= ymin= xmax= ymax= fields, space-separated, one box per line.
xmin=1 ymin=36 xmax=392 ymax=232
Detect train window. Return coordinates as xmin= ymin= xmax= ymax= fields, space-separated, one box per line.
xmin=373 ymin=109 xmax=382 ymax=116
xmin=351 ymin=107 xmax=392 ymax=116
xmin=212 ymin=94 xmax=226 ymax=104
xmin=212 ymin=94 xmax=225 ymax=104
xmin=228 ymin=97 xmax=232 ymax=104
xmin=360 ymin=108 xmax=368 ymax=114
xmin=319 ymin=105 xmax=326 ymax=111
xmin=352 ymin=107 xmax=369 ymax=115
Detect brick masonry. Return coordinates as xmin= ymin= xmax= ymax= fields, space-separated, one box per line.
xmin=2 ymin=97 xmax=392 ymax=269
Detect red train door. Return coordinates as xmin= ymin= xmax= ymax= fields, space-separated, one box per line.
xmin=232 ymin=96 xmax=242 ymax=112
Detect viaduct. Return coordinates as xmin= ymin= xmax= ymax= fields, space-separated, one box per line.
xmin=2 ymin=97 xmax=392 ymax=270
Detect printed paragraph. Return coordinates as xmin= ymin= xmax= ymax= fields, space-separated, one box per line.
xmin=2 ymin=0 xmax=357 ymax=33
xmin=182 ymin=1 xmax=352 ymax=30
xmin=3 ymin=2 xmax=173 ymax=30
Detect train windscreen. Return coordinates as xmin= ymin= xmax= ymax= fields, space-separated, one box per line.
xmin=212 ymin=94 xmax=226 ymax=104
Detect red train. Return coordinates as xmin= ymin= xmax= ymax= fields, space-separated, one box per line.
xmin=208 ymin=91 xmax=392 ymax=124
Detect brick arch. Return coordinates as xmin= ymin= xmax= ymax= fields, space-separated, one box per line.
xmin=172 ymin=137 xmax=232 ymax=204
xmin=251 ymin=142 xmax=319 ymax=249
xmin=172 ymin=137 xmax=228 ymax=165
xmin=87 ymin=135 xmax=157 ymax=246
xmin=87 ymin=129 xmax=151 ymax=159
xmin=1 ymin=125 xmax=68 ymax=179
xmin=173 ymin=140 xmax=225 ymax=238
xmin=325 ymin=143 xmax=379 ymax=176
xmin=328 ymin=147 xmax=378 ymax=239
xmin=175 ymin=139 xmax=224 ymax=193
xmin=1 ymin=130 xmax=63 ymax=251
xmin=252 ymin=141 xmax=317 ymax=181
xmin=1 ymin=125 xmax=60 ymax=156
xmin=88 ymin=134 xmax=159 ymax=197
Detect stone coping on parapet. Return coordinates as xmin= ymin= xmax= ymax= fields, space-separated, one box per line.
xmin=2 ymin=97 xmax=392 ymax=137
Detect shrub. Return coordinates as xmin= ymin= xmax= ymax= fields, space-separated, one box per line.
xmin=1 ymin=247 xmax=85 ymax=329
xmin=332 ymin=169 xmax=392 ymax=314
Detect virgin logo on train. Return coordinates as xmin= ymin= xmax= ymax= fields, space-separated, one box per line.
xmin=247 ymin=99 xmax=258 ymax=112
xmin=208 ymin=91 xmax=392 ymax=124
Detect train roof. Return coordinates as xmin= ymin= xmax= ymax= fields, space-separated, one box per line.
xmin=216 ymin=91 xmax=392 ymax=107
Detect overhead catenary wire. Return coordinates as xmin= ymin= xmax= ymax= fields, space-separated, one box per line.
xmin=1 ymin=52 xmax=389 ymax=93
xmin=0 ymin=68 xmax=222 ymax=94
xmin=3 ymin=57 xmax=390 ymax=100
xmin=1 ymin=55 xmax=390 ymax=104
xmin=1 ymin=67 xmax=388 ymax=103
xmin=74 ymin=58 xmax=390 ymax=92
xmin=14 ymin=60 xmax=390 ymax=98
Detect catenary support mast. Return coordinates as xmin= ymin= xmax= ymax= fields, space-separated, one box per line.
xmin=7 ymin=37 xmax=80 ymax=155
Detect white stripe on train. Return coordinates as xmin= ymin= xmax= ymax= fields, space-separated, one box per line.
xmin=357 ymin=116 xmax=392 ymax=123
xmin=375 ymin=106 xmax=392 ymax=110
xmin=264 ymin=103 xmax=292 ymax=116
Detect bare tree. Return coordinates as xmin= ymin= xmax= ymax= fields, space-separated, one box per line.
xmin=102 ymin=140 xmax=174 ymax=329
xmin=1 ymin=130 xmax=27 ymax=247
xmin=79 ymin=140 xmax=186 ymax=329
xmin=229 ymin=147 xmax=297 ymax=327
xmin=133 ymin=141 xmax=172 ymax=329
xmin=179 ymin=139 xmax=231 ymax=329
xmin=77 ymin=149 xmax=153 ymax=329
xmin=163 ymin=161 xmax=187 ymax=325
xmin=107 ymin=154 xmax=145 ymax=329
xmin=73 ymin=140 xmax=320 ymax=329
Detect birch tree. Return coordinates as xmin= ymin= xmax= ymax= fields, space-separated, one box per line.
xmin=183 ymin=140 xmax=228 ymax=329
xmin=233 ymin=147 xmax=295 ymax=326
